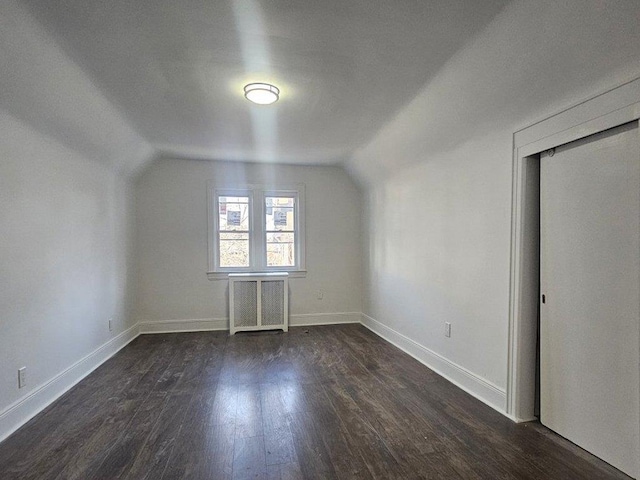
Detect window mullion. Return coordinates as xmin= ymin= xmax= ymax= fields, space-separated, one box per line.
xmin=253 ymin=189 xmax=266 ymax=271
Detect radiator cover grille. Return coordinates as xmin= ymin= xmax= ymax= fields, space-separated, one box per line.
xmin=229 ymin=273 xmax=289 ymax=335
xmin=261 ymin=281 xmax=285 ymax=326
xmin=233 ymin=281 xmax=257 ymax=327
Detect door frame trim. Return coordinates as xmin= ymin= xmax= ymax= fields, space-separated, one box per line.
xmin=507 ymin=76 xmax=640 ymax=422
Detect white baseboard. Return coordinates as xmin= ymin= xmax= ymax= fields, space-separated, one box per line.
xmin=138 ymin=317 xmax=228 ymax=334
xmin=361 ymin=314 xmax=507 ymax=415
xmin=290 ymin=312 xmax=361 ymax=326
xmin=137 ymin=312 xmax=361 ymax=333
xmin=504 ymin=413 xmax=537 ymax=424
xmin=0 ymin=324 xmax=140 ymax=443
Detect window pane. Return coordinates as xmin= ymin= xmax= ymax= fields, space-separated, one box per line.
xmin=266 ymin=196 xmax=295 ymax=231
xmin=220 ymin=196 xmax=248 ymax=203
xmin=219 ymin=196 xmax=249 ymax=231
xmin=219 ymin=232 xmax=249 ymax=267
xmin=266 ymin=232 xmax=295 ymax=267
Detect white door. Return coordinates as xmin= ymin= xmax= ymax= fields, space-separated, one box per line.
xmin=540 ymin=121 xmax=640 ymax=478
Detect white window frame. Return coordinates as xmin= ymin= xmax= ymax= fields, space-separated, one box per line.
xmin=207 ymin=183 xmax=306 ymax=280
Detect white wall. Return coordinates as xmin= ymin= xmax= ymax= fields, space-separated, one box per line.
xmin=0 ymin=0 xmax=151 ymax=440
xmin=134 ymin=158 xmax=362 ymax=327
xmin=348 ymin=0 xmax=640 ymax=411
xmin=0 ymin=112 xmax=137 ymax=435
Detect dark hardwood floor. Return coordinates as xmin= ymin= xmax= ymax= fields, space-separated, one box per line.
xmin=0 ymin=324 xmax=631 ymax=480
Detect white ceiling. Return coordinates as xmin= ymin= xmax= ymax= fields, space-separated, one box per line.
xmin=21 ymin=0 xmax=508 ymax=166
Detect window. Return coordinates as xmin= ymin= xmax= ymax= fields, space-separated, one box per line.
xmin=265 ymin=195 xmax=296 ymax=267
xmin=207 ymin=184 xmax=306 ymax=278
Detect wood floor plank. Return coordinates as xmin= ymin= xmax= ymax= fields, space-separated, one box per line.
xmin=266 ymin=462 xmax=304 ymax=480
xmin=124 ymin=391 xmax=192 ymax=480
xmin=235 ymin=383 xmax=264 ymax=439
xmin=159 ymin=388 xmax=235 ymax=479
xmin=321 ymin=379 xmax=415 ymax=479
xmin=264 ymin=426 xmax=296 ymax=467
xmin=17 ymin=396 xmax=131 ymax=480
xmin=233 ymin=435 xmax=267 ymax=479
xmin=87 ymin=391 xmax=168 ymax=479
xmin=0 ymin=327 xmax=633 ymax=480
xmin=298 ymin=382 xmax=372 ymax=479
xmin=53 ymin=391 xmax=150 ymax=480
xmin=288 ymin=413 xmax=338 ymax=479
xmin=260 ymin=382 xmax=291 ymax=432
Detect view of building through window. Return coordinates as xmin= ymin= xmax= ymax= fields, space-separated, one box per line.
xmin=218 ymin=196 xmax=250 ymax=267
xmin=217 ymin=194 xmax=297 ymax=269
xmin=266 ymin=196 xmax=295 ymax=267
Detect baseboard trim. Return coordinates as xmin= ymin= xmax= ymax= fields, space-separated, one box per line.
xmin=0 ymin=324 xmax=140 ymax=443
xmin=361 ymin=314 xmax=507 ymax=415
xmin=504 ymin=413 xmax=537 ymax=424
xmin=138 ymin=318 xmax=228 ymax=334
xmin=137 ymin=312 xmax=361 ymax=333
xmin=290 ymin=312 xmax=361 ymax=326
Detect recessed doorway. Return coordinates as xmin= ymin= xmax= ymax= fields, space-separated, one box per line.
xmin=507 ymin=77 xmax=640 ymax=479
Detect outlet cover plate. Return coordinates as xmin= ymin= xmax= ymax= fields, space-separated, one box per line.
xmin=18 ymin=367 xmax=26 ymax=389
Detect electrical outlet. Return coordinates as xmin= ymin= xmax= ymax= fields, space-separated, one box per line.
xmin=18 ymin=367 xmax=26 ymax=389
xmin=109 ymin=317 xmax=113 ymax=332
xmin=317 ymin=290 xmax=324 ymax=300
xmin=445 ymin=322 xmax=451 ymax=338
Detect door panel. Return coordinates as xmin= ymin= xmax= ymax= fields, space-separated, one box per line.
xmin=540 ymin=121 xmax=640 ymax=477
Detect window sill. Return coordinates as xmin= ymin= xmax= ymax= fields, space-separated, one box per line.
xmin=206 ymin=270 xmax=307 ymax=281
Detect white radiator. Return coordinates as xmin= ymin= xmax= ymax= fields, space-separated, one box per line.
xmin=229 ymin=272 xmax=289 ymax=335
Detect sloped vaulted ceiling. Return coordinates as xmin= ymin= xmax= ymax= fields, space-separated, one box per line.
xmin=1 ymin=1 xmax=154 ymax=176
xmin=8 ymin=0 xmax=509 ymax=173
xmin=348 ymin=0 xmax=640 ymax=183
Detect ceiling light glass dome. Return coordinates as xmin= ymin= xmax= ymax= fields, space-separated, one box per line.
xmin=244 ymin=83 xmax=280 ymax=105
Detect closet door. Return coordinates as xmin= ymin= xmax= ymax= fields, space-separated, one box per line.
xmin=540 ymin=121 xmax=640 ymax=478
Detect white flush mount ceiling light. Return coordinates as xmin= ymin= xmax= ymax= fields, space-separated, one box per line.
xmin=244 ymin=83 xmax=280 ymax=105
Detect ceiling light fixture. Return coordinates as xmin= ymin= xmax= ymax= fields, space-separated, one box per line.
xmin=244 ymin=83 xmax=280 ymax=105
